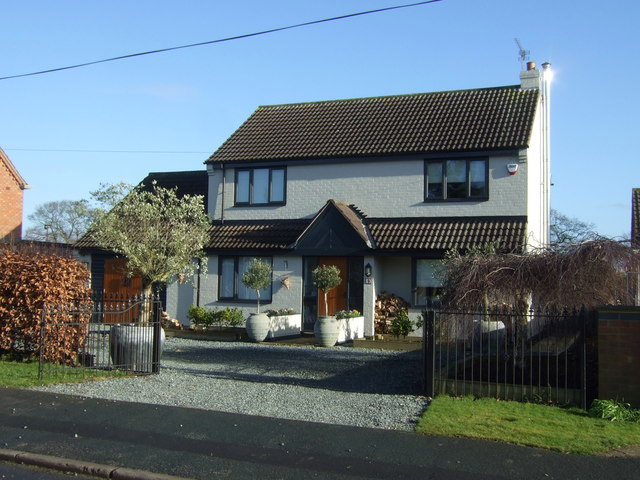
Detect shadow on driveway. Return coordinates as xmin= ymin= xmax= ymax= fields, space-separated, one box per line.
xmin=162 ymin=340 xmax=423 ymax=395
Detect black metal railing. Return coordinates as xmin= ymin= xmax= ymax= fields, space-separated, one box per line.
xmin=423 ymin=307 xmax=597 ymax=408
xmin=38 ymin=294 xmax=163 ymax=380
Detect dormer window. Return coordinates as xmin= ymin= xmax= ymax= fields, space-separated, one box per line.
xmin=424 ymin=158 xmax=488 ymax=201
xmin=235 ymin=167 xmax=286 ymax=206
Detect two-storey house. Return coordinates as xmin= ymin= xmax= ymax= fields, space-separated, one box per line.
xmin=165 ymin=63 xmax=551 ymax=336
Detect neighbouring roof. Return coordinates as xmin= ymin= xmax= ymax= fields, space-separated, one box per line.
xmin=207 ymin=86 xmax=539 ymax=164
xmin=75 ymin=170 xmax=209 ymax=250
xmin=633 ymin=188 xmax=640 ymax=249
xmin=139 ymin=171 xmax=208 ymax=211
xmin=204 ymin=201 xmax=527 ymax=254
xmin=0 ymin=147 xmax=29 ymax=189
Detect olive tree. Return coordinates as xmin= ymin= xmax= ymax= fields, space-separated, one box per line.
xmin=312 ymin=265 xmax=342 ymax=316
xmin=241 ymin=258 xmax=273 ymax=313
xmin=91 ymin=182 xmax=210 ymax=300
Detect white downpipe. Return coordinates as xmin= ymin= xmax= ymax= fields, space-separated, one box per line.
xmin=542 ymin=62 xmax=552 ymax=247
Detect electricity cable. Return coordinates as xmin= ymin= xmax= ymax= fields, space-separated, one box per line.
xmin=0 ymin=0 xmax=442 ymax=81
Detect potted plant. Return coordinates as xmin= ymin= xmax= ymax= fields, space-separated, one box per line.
xmin=242 ymin=258 xmax=273 ymax=342
xmin=312 ymin=264 xmax=342 ymax=347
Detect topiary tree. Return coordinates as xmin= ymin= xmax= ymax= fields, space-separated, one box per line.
xmin=241 ymin=258 xmax=273 ymax=313
xmin=312 ymin=265 xmax=342 ymax=316
xmin=90 ymin=182 xmax=210 ymax=307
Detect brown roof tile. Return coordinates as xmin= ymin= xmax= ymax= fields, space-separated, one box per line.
xmin=366 ymin=216 xmax=527 ymax=252
xmin=207 ymin=86 xmax=539 ymax=164
xmin=206 ymin=220 xmax=309 ymax=251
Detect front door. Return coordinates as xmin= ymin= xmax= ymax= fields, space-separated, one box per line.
xmin=318 ymin=257 xmax=348 ymax=316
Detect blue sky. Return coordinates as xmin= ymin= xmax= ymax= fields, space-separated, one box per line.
xmin=1 ymin=0 xmax=637 ymax=239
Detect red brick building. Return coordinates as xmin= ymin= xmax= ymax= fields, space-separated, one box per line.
xmin=0 ymin=148 xmax=29 ymax=242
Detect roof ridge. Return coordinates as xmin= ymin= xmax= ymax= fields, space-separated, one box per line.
xmin=257 ymin=85 xmax=523 ymax=109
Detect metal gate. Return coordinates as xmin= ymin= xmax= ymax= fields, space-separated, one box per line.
xmin=38 ymin=294 xmax=163 ymax=380
xmin=423 ymin=307 xmax=597 ymax=408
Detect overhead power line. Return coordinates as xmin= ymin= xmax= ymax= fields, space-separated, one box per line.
xmin=0 ymin=0 xmax=442 ymax=81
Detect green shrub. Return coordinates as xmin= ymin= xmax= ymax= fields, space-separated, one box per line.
xmin=335 ymin=309 xmax=361 ymax=319
xmin=187 ymin=305 xmax=212 ymax=326
xmin=390 ymin=309 xmax=414 ymax=338
xmin=589 ymin=399 xmax=640 ymax=422
xmin=219 ymin=307 xmax=243 ymax=327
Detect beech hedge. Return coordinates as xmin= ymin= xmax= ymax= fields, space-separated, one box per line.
xmin=0 ymin=246 xmax=92 ymax=364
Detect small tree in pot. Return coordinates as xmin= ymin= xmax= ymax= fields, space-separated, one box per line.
xmin=242 ymin=258 xmax=273 ymax=342
xmin=312 ymin=265 xmax=342 ymax=347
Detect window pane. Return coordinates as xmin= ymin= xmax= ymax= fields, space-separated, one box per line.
xmin=416 ymin=259 xmax=442 ymax=307
xmin=253 ymin=169 xmax=269 ymax=204
xmin=271 ymin=168 xmax=285 ymax=202
xmin=470 ymin=160 xmax=486 ymax=197
xmin=426 ymin=162 xmax=443 ymax=199
xmin=237 ymin=257 xmax=257 ymax=300
xmin=446 ymin=160 xmax=466 ymax=198
xmin=236 ymin=171 xmax=250 ymax=203
xmin=220 ymin=258 xmax=235 ymax=299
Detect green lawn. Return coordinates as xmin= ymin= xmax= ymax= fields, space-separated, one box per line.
xmin=416 ymin=396 xmax=640 ymax=455
xmin=0 ymin=358 xmax=126 ymax=388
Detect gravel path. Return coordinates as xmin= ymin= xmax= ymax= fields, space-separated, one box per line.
xmin=33 ymin=337 xmax=428 ymax=431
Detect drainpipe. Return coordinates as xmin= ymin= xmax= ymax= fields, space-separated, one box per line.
xmin=541 ymin=62 xmax=552 ymax=246
xmin=220 ymin=163 xmax=226 ymax=224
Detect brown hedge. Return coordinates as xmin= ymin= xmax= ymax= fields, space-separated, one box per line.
xmin=0 ymin=246 xmax=92 ymax=363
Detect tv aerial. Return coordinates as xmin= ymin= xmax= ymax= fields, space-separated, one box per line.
xmin=515 ymin=38 xmax=530 ymax=69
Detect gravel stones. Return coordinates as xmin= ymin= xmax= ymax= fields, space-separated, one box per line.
xmin=33 ymin=337 xmax=427 ymax=431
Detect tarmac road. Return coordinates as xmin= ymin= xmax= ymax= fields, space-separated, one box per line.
xmin=1 ymin=387 xmax=639 ymax=480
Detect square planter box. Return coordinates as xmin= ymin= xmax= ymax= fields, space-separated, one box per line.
xmin=267 ymin=314 xmax=302 ymax=339
xmin=337 ymin=316 xmax=364 ymax=343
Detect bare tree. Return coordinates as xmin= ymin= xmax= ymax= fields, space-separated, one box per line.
xmin=550 ymin=209 xmax=599 ymax=247
xmin=24 ymin=182 xmax=132 ymax=244
xmin=25 ymin=200 xmax=93 ymax=243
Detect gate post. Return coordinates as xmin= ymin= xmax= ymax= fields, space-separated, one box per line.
xmin=423 ymin=309 xmax=436 ymax=397
xmin=152 ymin=297 xmax=161 ymax=374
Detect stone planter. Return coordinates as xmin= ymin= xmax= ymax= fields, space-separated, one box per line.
xmin=267 ymin=314 xmax=302 ymax=339
xmin=314 ymin=316 xmax=339 ymax=347
xmin=245 ymin=312 xmax=270 ymax=342
xmin=110 ymin=324 xmax=165 ymax=373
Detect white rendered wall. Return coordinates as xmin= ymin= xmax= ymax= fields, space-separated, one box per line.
xmin=208 ymin=155 xmax=529 ymax=222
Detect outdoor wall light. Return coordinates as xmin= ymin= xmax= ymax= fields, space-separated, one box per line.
xmin=364 ymin=263 xmax=372 ymax=278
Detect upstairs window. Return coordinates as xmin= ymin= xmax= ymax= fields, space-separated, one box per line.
xmin=425 ymin=159 xmax=488 ymax=201
xmin=235 ymin=167 xmax=286 ymax=206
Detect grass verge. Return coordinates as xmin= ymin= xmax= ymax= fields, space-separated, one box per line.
xmin=416 ymin=396 xmax=640 ymax=455
xmin=0 ymin=358 xmax=128 ymax=388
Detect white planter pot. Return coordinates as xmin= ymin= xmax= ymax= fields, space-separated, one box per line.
xmin=337 ymin=316 xmax=365 ymax=343
xmin=267 ymin=314 xmax=302 ymax=339
xmin=314 ymin=316 xmax=339 ymax=347
xmin=110 ymin=324 xmax=165 ymax=373
xmin=246 ymin=312 xmax=270 ymax=342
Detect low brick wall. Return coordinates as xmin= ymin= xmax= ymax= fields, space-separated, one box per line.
xmin=597 ymin=307 xmax=640 ymax=406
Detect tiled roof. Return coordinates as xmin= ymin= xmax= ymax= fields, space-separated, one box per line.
xmin=366 ymin=216 xmax=527 ymax=252
xmin=75 ymin=170 xmax=209 ymax=250
xmin=204 ymin=215 xmax=527 ymax=254
xmin=140 ymin=171 xmax=208 ymax=212
xmin=633 ymin=188 xmax=640 ymax=249
xmin=207 ymin=86 xmax=539 ymax=164
xmin=206 ymin=220 xmax=309 ymax=251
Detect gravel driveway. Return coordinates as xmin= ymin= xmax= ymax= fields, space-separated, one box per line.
xmin=33 ymin=337 xmax=428 ymax=431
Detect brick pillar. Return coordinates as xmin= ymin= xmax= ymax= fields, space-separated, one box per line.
xmin=597 ymin=307 xmax=640 ymax=407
